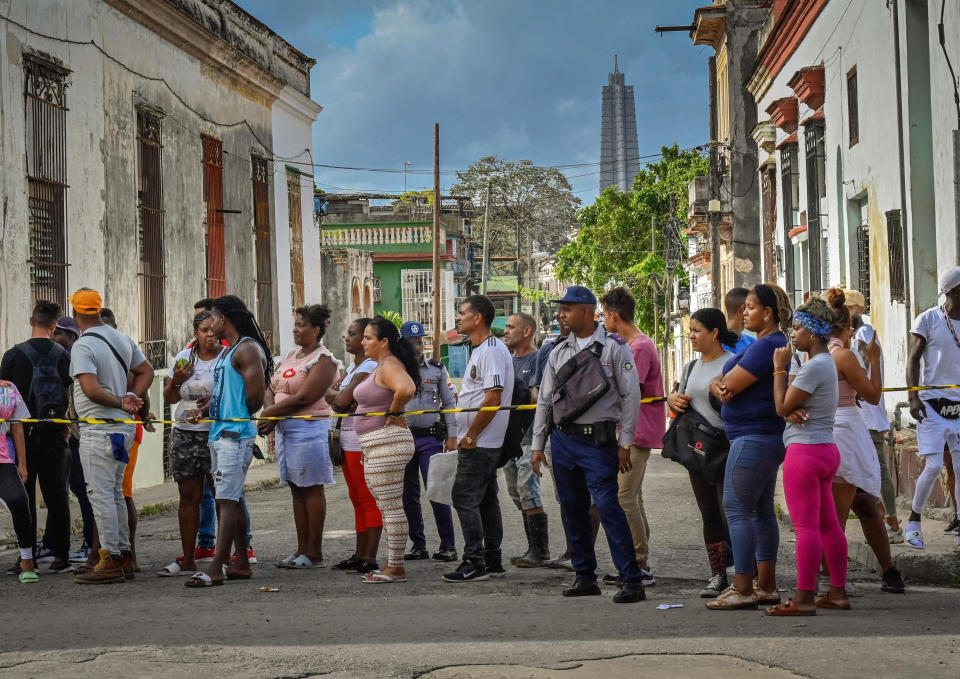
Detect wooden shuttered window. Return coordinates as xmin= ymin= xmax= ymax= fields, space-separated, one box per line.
xmin=287 ymin=169 xmax=305 ymax=310
xmin=137 ymin=107 xmax=166 ymax=368
xmin=24 ymin=54 xmax=70 ymax=309
xmin=252 ymin=156 xmax=274 ymax=354
xmin=202 ymin=135 xmax=226 ymax=298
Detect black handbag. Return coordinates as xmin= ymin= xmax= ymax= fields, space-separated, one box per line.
xmin=328 ymin=418 xmax=344 ymax=466
xmin=661 ymin=360 xmax=729 ymax=485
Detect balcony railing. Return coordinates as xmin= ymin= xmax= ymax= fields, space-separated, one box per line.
xmin=320 ymin=225 xmax=444 ymax=247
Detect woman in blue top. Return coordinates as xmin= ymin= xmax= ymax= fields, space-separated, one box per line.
xmin=706 ymin=283 xmax=793 ymax=611
xmin=186 ymin=295 xmax=271 ymax=588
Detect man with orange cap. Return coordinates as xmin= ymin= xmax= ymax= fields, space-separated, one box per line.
xmin=68 ymin=288 xmax=154 ymax=583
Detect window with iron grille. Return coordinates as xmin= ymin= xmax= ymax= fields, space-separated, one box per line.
xmin=760 ymin=166 xmax=778 ymax=281
xmin=779 ymin=143 xmax=799 ymax=297
xmin=372 ymin=276 xmax=382 ymax=303
xmin=804 ymin=122 xmax=826 ymax=292
xmin=136 ymin=107 xmax=166 ymax=368
xmin=24 ymin=53 xmax=70 ymax=310
xmin=847 ymin=67 xmax=859 ymax=147
xmin=886 ymin=209 xmax=906 ymax=302
xmin=856 ymin=221 xmax=871 ymax=309
xmin=202 ymin=135 xmax=226 ymax=297
xmin=287 ymin=169 xmax=305 ymax=309
xmin=252 ymin=156 xmax=274 ymax=354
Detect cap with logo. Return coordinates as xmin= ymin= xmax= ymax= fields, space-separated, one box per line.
xmin=551 ymin=285 xmax=597 ymax=305
xmin=400 ymin=321 xmax=426 ymax=338
xmin=68 ymin=288 xmax=103 ymax=314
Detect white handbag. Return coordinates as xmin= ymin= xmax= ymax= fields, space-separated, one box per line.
xmin=425 ymin=450 xmax=459 ymax=506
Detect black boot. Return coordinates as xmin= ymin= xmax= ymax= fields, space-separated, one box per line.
xmin=510 ymin=515 xmax=533 ymax=566
xmin=484 ymin=548 xmax=506 ymax=577
xmin=514 ymin=513 xmax=550 ymax=568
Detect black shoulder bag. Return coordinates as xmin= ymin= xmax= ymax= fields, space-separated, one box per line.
xmin=550 ymin=341 xmax=610 ymax=426
xmin=661 ymin=359 xmax=729 ymax=485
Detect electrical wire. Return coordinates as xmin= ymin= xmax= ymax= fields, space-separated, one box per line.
xmin=0 ymin=9 xmax=706 ymax=196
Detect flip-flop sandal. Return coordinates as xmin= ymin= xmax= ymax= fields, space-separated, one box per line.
xmin=157 ymin=562 xmax=191 ymax=577
xmin=287 ymin=554 xmax=326 ymax=570
xmin=816 ymin=594 xmax=852 ymax=610
xmin=764 ymin=599 xmax=815 ymax=616
xmin=361 ymin=571 xmax=407 ymax=584
xmin=184 ymin=572 xmax=223 ymax=588
xmin=275 ymin=554 xmax=299 ymax=569
xmin=18 ymin=571 xmax=39 ymax=584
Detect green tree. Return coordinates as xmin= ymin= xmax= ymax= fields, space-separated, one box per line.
xmin=554 ymin=144 xmax=708 ymax=340
xmin=451 ymin=156 xmax=580 ymax=258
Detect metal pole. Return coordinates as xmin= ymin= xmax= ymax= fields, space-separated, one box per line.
xmin=432 ymin=123 xmax=442 ymax=358
xmin=708 ymin=55 xmax=722 ymax=309
xmin=480 ymin=180 xmax=491 ymax=295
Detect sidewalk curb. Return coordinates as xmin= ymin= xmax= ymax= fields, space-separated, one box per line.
xmin=775 ymin=503 xmax=959 ymax=587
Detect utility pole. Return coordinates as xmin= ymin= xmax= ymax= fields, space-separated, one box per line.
xmin=403 ymin=161 xmax=413 ymax=194
xmin=515 ymin=222 xmax=522 ymax=314
xmin=708 ymin=55 xmax=722 ymax=310
xmin=663 ymin=195 xmax=678 ymax=389
xmin=431 ymin=123 xmax=442 ymax=358
xmin=480 ymin=180 xmax=491 ymax=295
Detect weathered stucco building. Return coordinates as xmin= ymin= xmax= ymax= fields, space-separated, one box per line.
xmin=0 ymin=0 xmax=322 ymax=487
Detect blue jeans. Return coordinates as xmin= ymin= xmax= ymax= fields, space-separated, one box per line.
xmin=504 ymin=443 xmax=543 ymax=510
xmin=403 ymin=435 xmax=456 ymax=550
xmin=198 ymin=484 xmax=252 ymax=549
xmin=550 ymin=430 xmax=641 ymax=583
xmin=722 ymin=434 xmax=786 ymax=575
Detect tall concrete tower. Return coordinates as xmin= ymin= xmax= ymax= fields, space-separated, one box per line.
xmin=600 ymin=56 xmax=641 ymax=192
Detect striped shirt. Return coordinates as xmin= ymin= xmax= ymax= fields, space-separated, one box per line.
xmin=456 ymin=336 xmax=514 ymax=448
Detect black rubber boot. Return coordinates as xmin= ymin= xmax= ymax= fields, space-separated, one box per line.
xmin=510 ymin=514 xmax=533 ymax=566
xmin=514 ymin=513 xmax=550 ymax=568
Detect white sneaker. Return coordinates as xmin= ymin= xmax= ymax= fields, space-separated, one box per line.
xmin=904 ymin=521 xmax=924 ymax=550
xmin=887 ymin=526 xmax=904 ymax=544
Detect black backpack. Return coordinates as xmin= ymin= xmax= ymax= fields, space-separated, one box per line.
xmin=497 ymin=376 xmax=534 ymax=467
xmin=17 ymin=341 xmax=68 ymax=420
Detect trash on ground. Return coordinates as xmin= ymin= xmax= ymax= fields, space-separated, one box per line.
xmin=259 ymin=586 xmax=280 ymax=592
xmin=656 ymin=604 xmax=683 ymax=609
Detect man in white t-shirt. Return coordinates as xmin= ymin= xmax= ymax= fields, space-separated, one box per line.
xmin=904 ymin=266 xmax=960 ymax=549
xmin=845 ymin=290 xmax=901 ymax=542
xmin=443 ymin=295 xmax=514 ymax=583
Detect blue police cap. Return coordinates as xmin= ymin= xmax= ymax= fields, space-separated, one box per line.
xmin=400 ymin=321 xmax=426 ymax=337
xmin=551 ymin=285 xmax=597 ymax=305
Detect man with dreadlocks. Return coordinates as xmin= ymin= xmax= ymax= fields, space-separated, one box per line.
xmin=185 ymin=295 xmax=271 ymax=588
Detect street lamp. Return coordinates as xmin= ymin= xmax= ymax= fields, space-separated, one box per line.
xmin=403 ymin=161 xmax=413 ymax=194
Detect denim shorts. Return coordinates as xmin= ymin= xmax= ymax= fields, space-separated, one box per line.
xmin=210 ymin=436 xmax=255 ymax=501
xmin=503 ymin=444 xmax=542 ymax=510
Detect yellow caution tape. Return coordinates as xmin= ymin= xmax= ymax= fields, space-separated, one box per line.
xmin=0 ymin=385 xmax=955 ymax=426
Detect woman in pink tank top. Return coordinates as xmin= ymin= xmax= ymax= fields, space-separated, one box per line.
xmin=354 ymin=317 xmax=419 ymax=583
xmin=258 ymin=305 xmax=338 ymax=569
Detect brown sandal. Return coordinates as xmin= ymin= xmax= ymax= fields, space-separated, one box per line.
xmin=816 ymin=594 xmax=852 ymax=610
xmin=764 ymin=599 xmax=816 ymax=616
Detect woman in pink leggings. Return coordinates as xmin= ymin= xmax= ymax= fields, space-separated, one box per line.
xmin=767 ymin=298 xmax=849 ymax=616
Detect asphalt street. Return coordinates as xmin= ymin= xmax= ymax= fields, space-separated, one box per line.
xmin=0 ymin=454 xmax=957 ymax=678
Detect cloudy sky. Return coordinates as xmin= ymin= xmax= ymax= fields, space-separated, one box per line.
xmin=234 ymin=0 xmax=709 ymax=203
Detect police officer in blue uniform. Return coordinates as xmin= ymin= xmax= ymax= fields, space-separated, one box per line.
xmin=531 ymin=286 xmax=645 ymax=603
xmin=399 ymin=321 xmax=459 ymax=562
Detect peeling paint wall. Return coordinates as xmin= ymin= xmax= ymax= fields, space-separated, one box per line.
xmin=320 ymin=248 xmax=375 ymax=368
xmin=0 ymin=0 xmax=318 ymax=488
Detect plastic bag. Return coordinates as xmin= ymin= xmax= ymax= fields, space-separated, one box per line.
xmin=426 ymin=450 xmax=459 ymax=506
